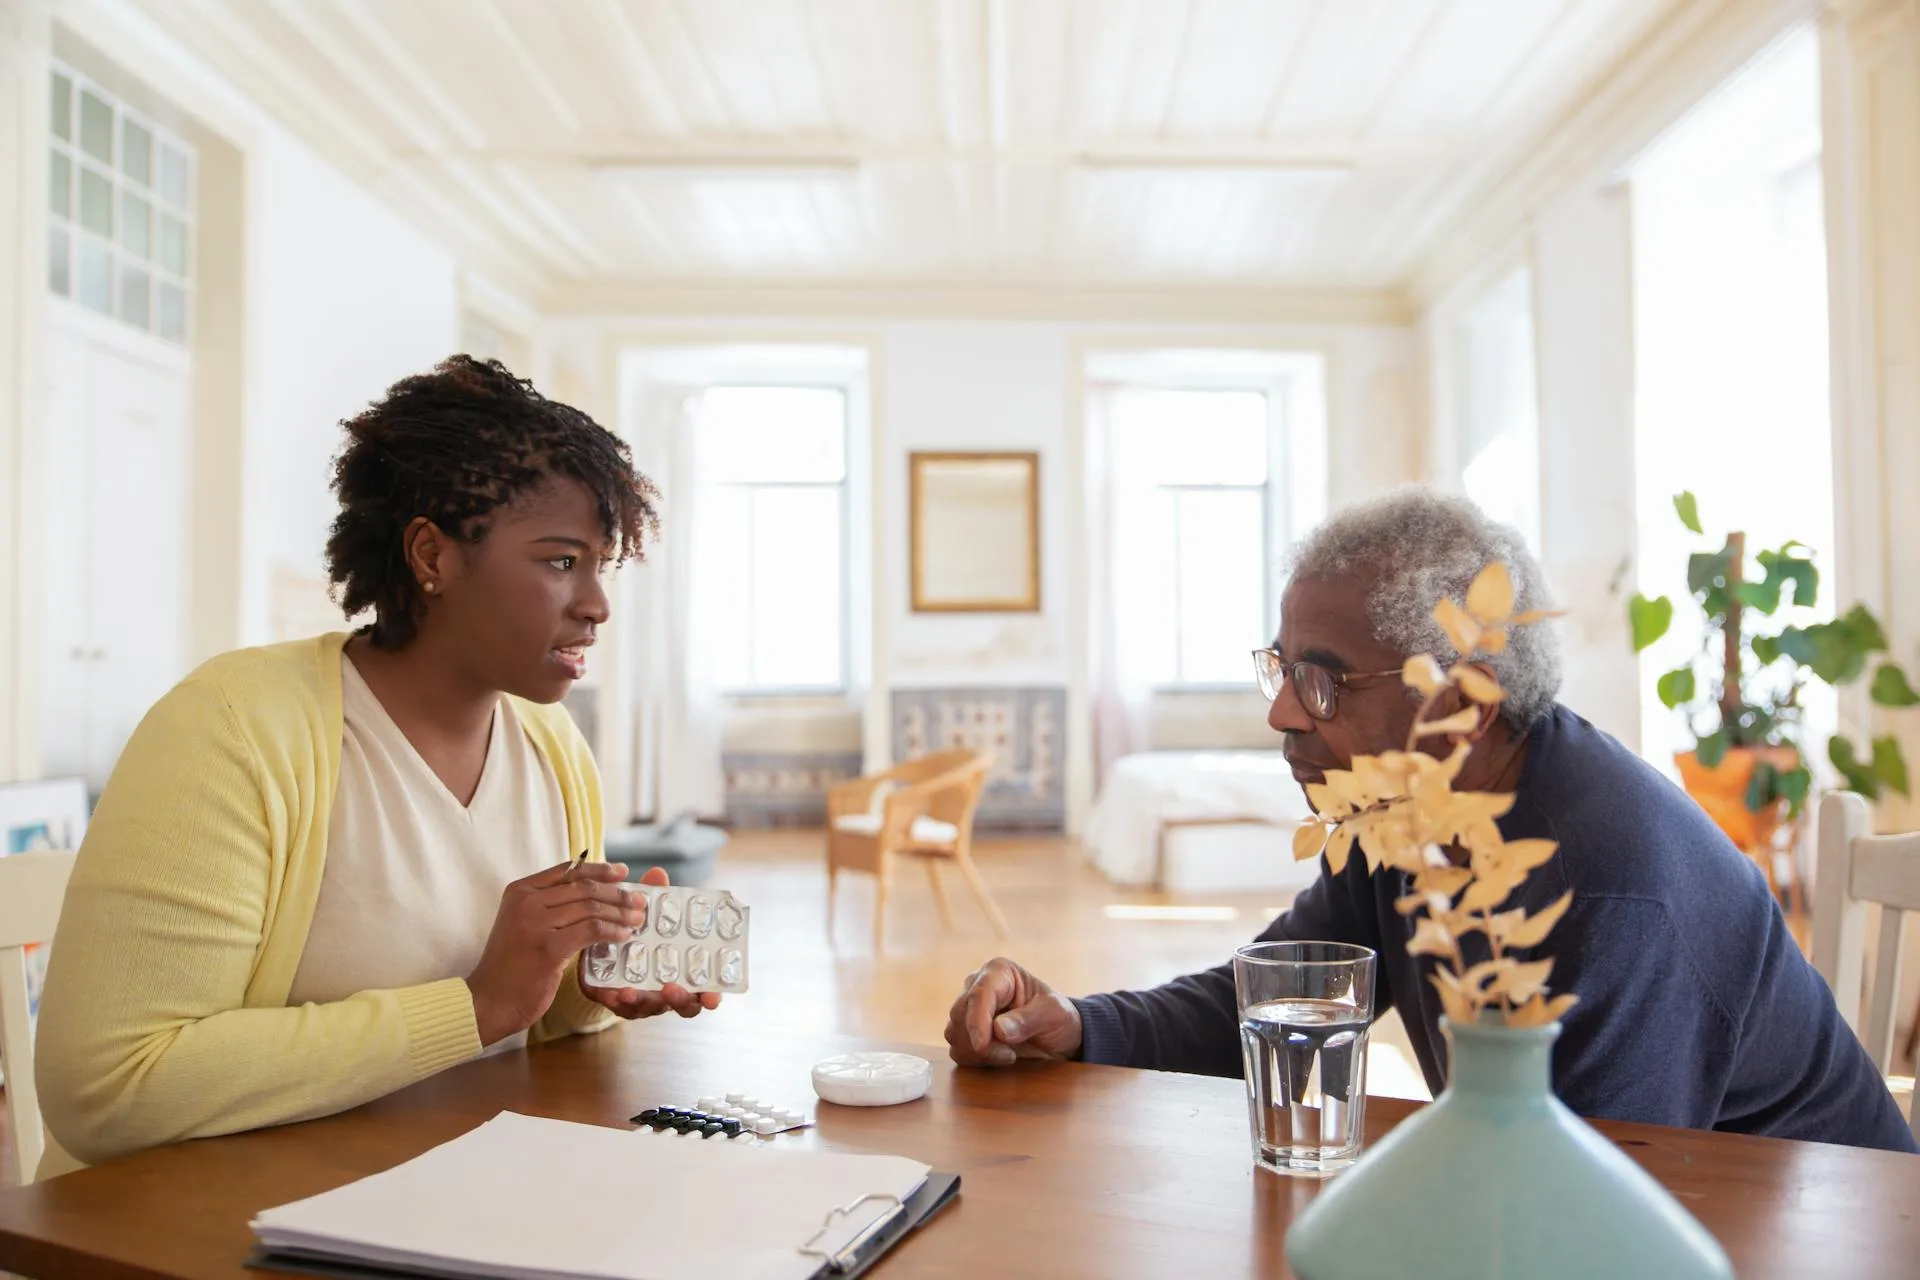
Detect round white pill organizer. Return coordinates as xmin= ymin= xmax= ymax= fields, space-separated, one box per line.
xmin=810 ymin=1052 xmax=933 ymax=1107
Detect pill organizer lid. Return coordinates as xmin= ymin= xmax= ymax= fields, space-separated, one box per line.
xmin=811 ymin=1052 xmax=933 ymax=1107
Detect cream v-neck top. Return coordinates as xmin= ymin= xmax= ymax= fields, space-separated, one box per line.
xmin=287 ymin=656 xmax=571 ymax=1052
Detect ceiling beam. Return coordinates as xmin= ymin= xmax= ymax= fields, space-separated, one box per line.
xmin=394 ymin=137 xmax=1434 ymax=169
xmin=545 ymin=278 xmax=1414 ymax=327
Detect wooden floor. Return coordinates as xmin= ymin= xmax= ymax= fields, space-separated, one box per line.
xmin=4 ymin=828 xmax=1905 ymax=1191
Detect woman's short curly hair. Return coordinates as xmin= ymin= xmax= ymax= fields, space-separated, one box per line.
xmin=325 ymin=355 xmax=659 ymax=650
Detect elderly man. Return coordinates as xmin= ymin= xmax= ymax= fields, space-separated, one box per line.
xmin=945 ymin=489 xmax=1917 ymax=1153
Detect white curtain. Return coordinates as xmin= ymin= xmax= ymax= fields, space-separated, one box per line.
xmin=630 ymin=385 xmax=726 ymax=821
xmin=1086 ymin=386 xmax=1156 ymax=790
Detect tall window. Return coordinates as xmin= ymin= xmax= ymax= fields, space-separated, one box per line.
xmin=1111 ymin=389 xmax=1273 ymax=686
xmin=47 ymin=63 xmax=195 ymax=344
xmin=704 ymin=386 xmax=848 ymax=693
xmin=1630 ymin=25 xmax=1832 ymax=773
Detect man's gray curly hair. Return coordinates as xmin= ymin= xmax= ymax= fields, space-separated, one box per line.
xmin=1287 ymin=487 xmax=1562 ymax=730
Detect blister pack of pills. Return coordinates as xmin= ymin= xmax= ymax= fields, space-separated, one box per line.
xmin=630 ymin=1094 xmax=812 ymax=1140
xmin=580 ymin=886 xmax=750 ymax=994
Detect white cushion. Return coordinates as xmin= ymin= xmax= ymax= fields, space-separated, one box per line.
xmin=909 ymin=816 xmax=959 ymax=844
xmin=830 ymin=813 xmax=960 ymax=845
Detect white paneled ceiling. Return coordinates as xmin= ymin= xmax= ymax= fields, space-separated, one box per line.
xmin=126 ymin=0 xmax=1681 ymax=308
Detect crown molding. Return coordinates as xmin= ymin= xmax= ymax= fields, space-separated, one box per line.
xmin=1824 ymin=0 xmax=1919 ymax=26
xmin=1406 ymin=0 xmax=1815 ymax=309
xmin=544 ymin=279 xmax=1414 ymax=328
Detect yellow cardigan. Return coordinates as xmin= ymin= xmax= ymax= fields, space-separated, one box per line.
xmin=34 ymin=633 xmax=616 ymax=1174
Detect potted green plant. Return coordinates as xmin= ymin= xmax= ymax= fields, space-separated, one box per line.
xmin=1627 ymin=491 xmax=1916 ymax=857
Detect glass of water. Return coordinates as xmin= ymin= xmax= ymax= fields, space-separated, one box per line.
xmin=1234 ymin=940 xmax=1376 ymax=1178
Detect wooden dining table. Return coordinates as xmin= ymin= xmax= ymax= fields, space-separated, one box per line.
xmin=1 ymin=1016 xmax=1917 ymax=1278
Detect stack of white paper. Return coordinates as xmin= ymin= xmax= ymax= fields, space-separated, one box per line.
xmin=250 ymin=1112 xmax=930 ymax=1280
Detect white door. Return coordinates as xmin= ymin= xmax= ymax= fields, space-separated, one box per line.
xmin=40 ymin=308 xmax=192 ymax=792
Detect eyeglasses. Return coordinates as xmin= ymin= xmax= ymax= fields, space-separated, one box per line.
xmin=1251 ymin=648 xmax=1404 ymax=722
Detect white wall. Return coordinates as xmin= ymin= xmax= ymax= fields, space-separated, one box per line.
xmin=0 ymin=0 xmax=53 ymax=781
xmin=55 ymin=0 xmax=464 ymax=659
xmin=243 ymin=135 xmax=459 ymax=644
xmin=569 ymin=314 xmax=1421 ymax=827
xmin=1532 ymin=184 xmax=1641 ymax=749
xmin=883 ymin=324 xmax=1073 ymax=689
xmin=1421 ymin=189 xmax=1641 ymax=754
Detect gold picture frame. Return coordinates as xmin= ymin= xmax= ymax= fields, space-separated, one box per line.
xmin=909 ymin=451 xmax=1041 ymax=613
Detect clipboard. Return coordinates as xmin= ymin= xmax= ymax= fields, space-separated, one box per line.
xmin=244 ymin=1171 xmax=962 ymax=1280
xmin=795 ymin=1171 xmax=961 ymax=1279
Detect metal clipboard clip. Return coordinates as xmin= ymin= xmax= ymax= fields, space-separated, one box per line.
xmin=797 ymin=1191 xmax=907 ymax=1275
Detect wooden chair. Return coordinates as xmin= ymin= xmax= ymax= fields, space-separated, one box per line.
xmin=1813 ymin=792 xmax=1920 ymax=1141
xmin=826 ymin=750 xmax=1008 ymax=950
xmin=1 ymin=849 xmax=78 ymax=1185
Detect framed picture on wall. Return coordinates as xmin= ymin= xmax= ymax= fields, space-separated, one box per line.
xmin=0 ymin=777 xmax=88 ymax=1079
xmin=0 ymin=777 xmax=89 ymax=855
xmin=909 ymin=451 xmax=1041 ymax=613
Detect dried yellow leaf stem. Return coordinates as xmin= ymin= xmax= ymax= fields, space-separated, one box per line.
xmin=1291 ymin=563 xmax=1577 ymax=1028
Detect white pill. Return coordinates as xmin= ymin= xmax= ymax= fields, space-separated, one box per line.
xmin=738 ymin=1097 xmax=761 ymax=1111
xmin=776 ymin=1109 xmax=803 ymax=1126
xmin=725 ymin=1092 xmax=745 ymax=1104
xmin=697 ymin=1096 xmax=721 ymax=1111
xmin=811 ymin=1052 xmax=934 ymax=1107
xmin=754 ymin=1117 xmax=778 ymax=1135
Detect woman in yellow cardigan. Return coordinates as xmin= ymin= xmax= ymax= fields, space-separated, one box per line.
xmin=35 ymin=356 xmax=716 ymax=1173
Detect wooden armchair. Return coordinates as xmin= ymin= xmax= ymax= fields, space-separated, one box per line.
xmin=826 ymin=749 xmax=1008 ymax=950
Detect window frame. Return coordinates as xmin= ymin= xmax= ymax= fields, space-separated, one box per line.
xmin=707 ymin=382 xmax=853 ymax=698
xmin=1155 ymin=478 xmax=1275 ymax=692
xmin=47 ymin=61 xmax=196 ymax=347
xmin=1106 ymin=382 xmax=1288 ymax=695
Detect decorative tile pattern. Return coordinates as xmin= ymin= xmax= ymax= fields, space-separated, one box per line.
xmin=723 ymin=751 xmax=864 ymax=828
xmin=893 ymin=687 xmax=1066 ymax=831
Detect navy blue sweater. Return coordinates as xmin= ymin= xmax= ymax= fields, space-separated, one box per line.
xmin=1075 ymin=705 xmax=1918 ymax=1153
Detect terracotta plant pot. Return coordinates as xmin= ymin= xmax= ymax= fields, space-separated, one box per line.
xmin=1673 ymin=745 xmax=1800 ymax=853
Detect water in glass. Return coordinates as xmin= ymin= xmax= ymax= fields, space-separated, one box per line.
xmin=1240 ymin=995 xmax=1370 ymax=1176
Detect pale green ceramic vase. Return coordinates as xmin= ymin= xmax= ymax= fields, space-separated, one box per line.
xmin=1285 ymin=1017 xmax=1734 ymax=1280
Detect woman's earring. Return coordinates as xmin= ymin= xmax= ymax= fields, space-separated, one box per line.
xmin=423 ymin=581 xmax=438 ymax=595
